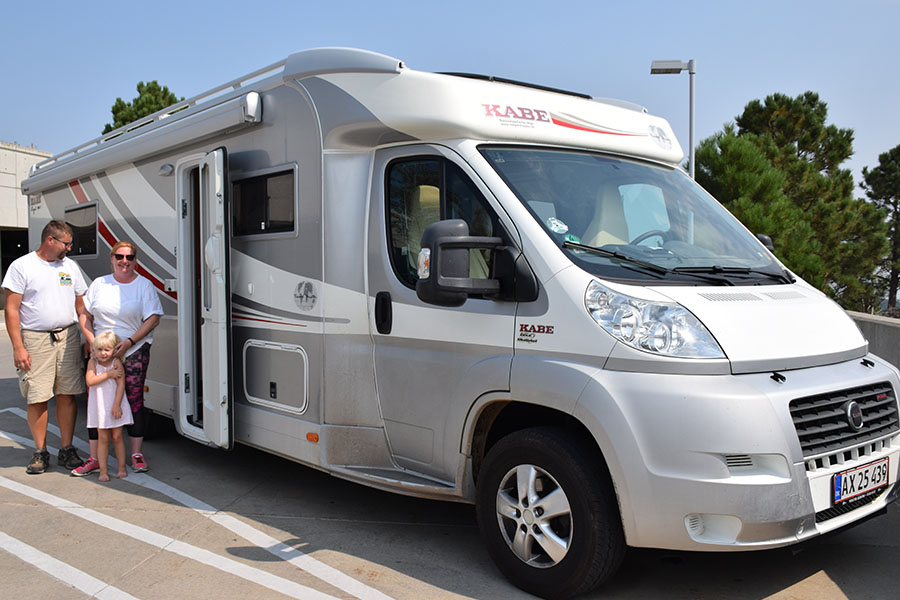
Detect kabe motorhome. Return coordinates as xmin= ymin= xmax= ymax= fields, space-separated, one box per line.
xmin=24 ymin=48 xmax=900 ymax=598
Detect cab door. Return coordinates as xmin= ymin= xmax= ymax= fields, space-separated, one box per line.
xmin=367 ymin=145 xmax=517 ymax=481
xmin=175 ymin=147 xmax=233 ymax=448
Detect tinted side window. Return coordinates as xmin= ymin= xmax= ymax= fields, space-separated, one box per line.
xmin=65 ymin=202 xmax=97 ymax=257
xmin=386 ymin=157 xmax=498 ymax=288
xmin=233 ymin=170 xmax=295 ymax=236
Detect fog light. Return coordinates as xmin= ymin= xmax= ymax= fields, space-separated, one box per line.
xmin=683 ymin=514 xmax=741 ymax=544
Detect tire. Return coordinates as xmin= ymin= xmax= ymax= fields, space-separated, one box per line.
xmin=476 ymin=427 xmax=625 ymax=599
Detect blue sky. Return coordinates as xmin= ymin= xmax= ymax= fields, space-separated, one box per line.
xmin=3 ymin=0 xmax=897 ymax=189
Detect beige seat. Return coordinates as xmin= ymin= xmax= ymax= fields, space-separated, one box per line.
xmin=581 ymin=183 xmax=628 ymax=247
xmin=407 ymin=185 xmax=441 ymax=274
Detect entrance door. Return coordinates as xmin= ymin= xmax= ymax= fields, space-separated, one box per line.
xmin=367 ymin=146 xmax=517 ymax=481
xmin=175 ymin=148 xmax=233 ymax=448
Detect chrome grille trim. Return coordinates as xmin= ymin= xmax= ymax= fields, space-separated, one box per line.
xmin=804 ymin=434 xmax=898 ymax=472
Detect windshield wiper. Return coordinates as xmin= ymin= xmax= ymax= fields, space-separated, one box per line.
xmin=673 ymin=265 xmax=795 ymax=284
xmin=562 ymin=241 xmax=733 ymax=285
xmin=563 ymin=240 xmax=670 ymax=275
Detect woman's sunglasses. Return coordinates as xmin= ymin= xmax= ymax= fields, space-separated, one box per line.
xmin=114 ymin=253 xmax=136 ymax=261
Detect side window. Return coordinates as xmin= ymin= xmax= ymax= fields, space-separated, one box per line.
xmin=387 ymin=157 xmax=499 ymax=288
xmin=65 ymin=202 xmax=97 ymax=257
xmin=233 ymin=168 xmax=295 ymax=237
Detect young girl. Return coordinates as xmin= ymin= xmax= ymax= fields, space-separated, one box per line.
xmin=85 ymin=331 xmax=132 ymax=481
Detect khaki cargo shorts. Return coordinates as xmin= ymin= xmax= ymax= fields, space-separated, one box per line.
xmin=19 ymin=324 xmax=86 ymax=404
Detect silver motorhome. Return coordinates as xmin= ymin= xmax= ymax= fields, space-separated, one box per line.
xmin=23 ymin=48 xmax=900 ymax=598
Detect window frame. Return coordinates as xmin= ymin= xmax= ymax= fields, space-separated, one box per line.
xmin=230 ymin=163 xmax=299 ymax=241
xmin=384 ymin=154 xmax=508 ymax=290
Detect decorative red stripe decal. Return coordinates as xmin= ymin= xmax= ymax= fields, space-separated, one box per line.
xmin=69 ymin=180 xmax=177 ymax=299
xmin=69 ymin=180 xmax=90 ymax=204
xmin=551 ymin=117 xmax=643 ymax=136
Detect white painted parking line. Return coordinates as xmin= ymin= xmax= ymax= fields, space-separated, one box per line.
xmin=0 ymin=530 xmax=141 ymax=600
xmin=0 ymin=475 xmax=341 ymax=600
xmin=1 ymin=412 xmax=395 ymax=600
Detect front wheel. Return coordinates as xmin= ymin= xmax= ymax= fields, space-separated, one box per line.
xmin=476 ymin=427 xmax=624 ymax=599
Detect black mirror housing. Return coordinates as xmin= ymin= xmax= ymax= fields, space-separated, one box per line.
xmin=416 ymin=220 xmax=502 ymax=306
xmin=756 ymin=233 xmax=775 ymax=253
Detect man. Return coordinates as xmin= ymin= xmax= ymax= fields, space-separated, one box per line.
xmin=3 ymin=220 xmax=86 ymax=473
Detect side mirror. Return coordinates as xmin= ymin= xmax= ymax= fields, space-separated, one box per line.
xmin=755 ymin=233 xmax=775 ymax=253
xmin=415 ymin=219 xmax=503 ymax=307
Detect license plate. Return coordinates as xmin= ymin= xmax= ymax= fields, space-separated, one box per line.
xmin=833 ymin=457 xmax=890 ymax=504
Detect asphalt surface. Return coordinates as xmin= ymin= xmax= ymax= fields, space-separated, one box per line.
xmin=0 ymin=326 xmax=897 ymax=600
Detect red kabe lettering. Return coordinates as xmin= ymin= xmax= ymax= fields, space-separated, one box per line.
xmin=484 ymin=104 xmax=550 ymax=123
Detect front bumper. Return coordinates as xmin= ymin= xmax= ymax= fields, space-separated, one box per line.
xmin=574 ymin=354 xmax=900 ymax=551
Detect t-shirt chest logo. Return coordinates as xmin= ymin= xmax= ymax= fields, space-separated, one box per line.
xmin=58 ymin=272 xmax=73 ymax=286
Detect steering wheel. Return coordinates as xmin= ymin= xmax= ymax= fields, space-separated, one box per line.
xmin=629 ymin=229 xmax=668 ymax=245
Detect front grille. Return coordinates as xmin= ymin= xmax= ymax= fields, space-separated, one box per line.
xmin=789 ymin=382 xmax=899 ymax=459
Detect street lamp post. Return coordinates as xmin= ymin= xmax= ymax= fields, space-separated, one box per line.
xmin=650 ymin=59 xmax=696 ymax=179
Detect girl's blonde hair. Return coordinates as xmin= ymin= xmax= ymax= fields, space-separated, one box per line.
xmin=93 ymin=330 xmax=120 ymax=351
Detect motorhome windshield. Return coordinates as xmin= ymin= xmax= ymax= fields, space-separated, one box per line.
xmin=481 ymin=147 xmax=789 ymax=285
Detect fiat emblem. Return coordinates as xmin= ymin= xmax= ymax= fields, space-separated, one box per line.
xmin=843 ymin=400 xmax=864 ymax=431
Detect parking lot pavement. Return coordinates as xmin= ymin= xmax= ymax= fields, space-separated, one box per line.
xmin=0 ymin=331 xmax=897 ymax=600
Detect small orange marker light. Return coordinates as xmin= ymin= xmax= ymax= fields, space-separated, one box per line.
xmin=306 ymin=432 xmax=319 ymax=443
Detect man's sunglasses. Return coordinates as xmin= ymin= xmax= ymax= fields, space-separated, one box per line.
xmin=114 ymin=253 xmax=136 ymax=261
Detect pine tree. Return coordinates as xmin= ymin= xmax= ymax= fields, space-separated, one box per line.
xmin=696 ymin=92 xmax=887 ymax=308
xmin=862 ymin=145 xmax=900 ymax=313
xmin=102 ymin=81 xmax=183 ymax=134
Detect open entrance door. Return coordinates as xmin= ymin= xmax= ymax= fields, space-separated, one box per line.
xmin=175 ymin=148 xmax=233 ymax=448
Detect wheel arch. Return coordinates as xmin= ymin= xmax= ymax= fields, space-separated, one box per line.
xmin=467 ymin=399 xmax=612 ymax=489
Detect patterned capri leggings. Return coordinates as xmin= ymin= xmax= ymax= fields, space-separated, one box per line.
xmin=88 ymin=343 xmax=151 ymax=440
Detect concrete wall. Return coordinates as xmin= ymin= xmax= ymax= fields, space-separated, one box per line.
xmin=0 ymin=141 xmax=51 ymax=229
xmin=849 ymin=311 xmax=900 ymax=370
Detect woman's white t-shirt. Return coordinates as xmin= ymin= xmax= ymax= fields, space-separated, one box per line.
xmin=85 ymin=274 xmax=164 ymax=358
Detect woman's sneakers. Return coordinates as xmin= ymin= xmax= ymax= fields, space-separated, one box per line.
xmin=71 ymin=454 xmax=149 ymax=475
xmin=131 ymin=453 xmax=149 ymax=472
xmin=71 ymin=456 xmax=100 ymax=477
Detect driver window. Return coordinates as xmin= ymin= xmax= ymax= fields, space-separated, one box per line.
xmin=387 ymin=157 xmax=499 ymax=288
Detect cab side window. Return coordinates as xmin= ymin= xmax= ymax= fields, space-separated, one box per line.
xmin=387 ymin=157 xmax=500 ymax=288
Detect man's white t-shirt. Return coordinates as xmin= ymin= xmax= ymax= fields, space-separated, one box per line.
xmin=84 ymin=274 xmax=164 ymax=358
xmin=1 ymin=251 xmax=87 ymax=331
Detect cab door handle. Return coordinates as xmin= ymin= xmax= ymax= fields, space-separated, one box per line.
xmin=375 ymin=291 xmax=392 ymax=334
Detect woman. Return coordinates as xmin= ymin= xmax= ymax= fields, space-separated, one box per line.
xmin=74 ymin=241 xmax=163 ymax=476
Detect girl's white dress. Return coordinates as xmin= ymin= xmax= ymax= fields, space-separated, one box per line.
xmin=87 ymin=362 xmax=134 ymax=429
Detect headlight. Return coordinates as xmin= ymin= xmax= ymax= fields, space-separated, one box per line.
xmin=585 ymin=281 xmax=724 ymax=358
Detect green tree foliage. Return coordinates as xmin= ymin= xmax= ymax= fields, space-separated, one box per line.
xmin=696 ymin=92 xmax=887 ymax=309
xmin=102 ymin=81 xmax=183 ymax=134
xmin=696 ymin=125 xmax=825 ymax=282
xmin=862 ymin=145 xmax=900 ymax=313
